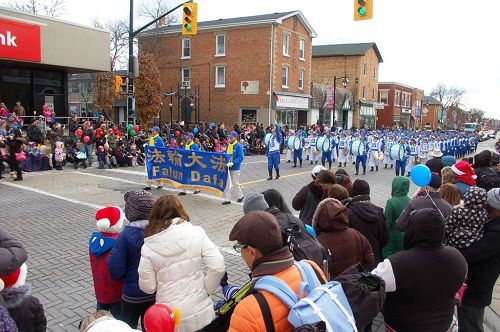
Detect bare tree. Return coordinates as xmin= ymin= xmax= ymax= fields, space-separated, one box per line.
xmin=8 ymin=0 xmax=65 ymax=17
xmin=430 ymin=83 xmax=466 ymax=109
xmin=92 ymin=19 xmax=129 ymax=71
xmin=467 ymin=107 xmax=485 ymax=123
xmin=138 ymin=0 xmax=178 ymax=27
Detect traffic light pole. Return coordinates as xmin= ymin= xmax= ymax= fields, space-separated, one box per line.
xmin=127 ymin=0 xmax=193 ymax=125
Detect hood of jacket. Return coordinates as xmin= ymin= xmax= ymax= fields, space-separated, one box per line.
xmin=89 ymin=232 xmax=117 ymax=257
xmin=463 ymin=186 xmax=488 ymax=209
xmin=348 ymin=195 xmax=383 ymax=225
xmin=403 ymin=208 xmax=445 ymax=250
xmin=308 ymin=181 xmax=324 ymax=200
xmin=391 ymin=176 xmax=410 ymax=197
xmin=312 ymin=198 xmax=349 ymax=232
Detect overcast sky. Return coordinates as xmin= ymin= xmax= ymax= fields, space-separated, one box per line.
xmin=19 ymin=0 xmax=500 ymax=118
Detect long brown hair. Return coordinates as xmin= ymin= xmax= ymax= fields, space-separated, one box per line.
xmin=144 ymin=195 xmax=190 ymax=237
xmin=439 ymin=183 xmax=461 ymax=207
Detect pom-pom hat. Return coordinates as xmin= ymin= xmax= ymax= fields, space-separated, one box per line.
xmin=95 ymin=206 xmax=124 ymax=233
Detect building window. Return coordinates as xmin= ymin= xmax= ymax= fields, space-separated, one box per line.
xmin=299 ymin=39 xmax=305 ymax=60
xmin=181 ymin=68 xmax=190 ymax=87
xmin=372 ymin=88 xmax=375 ymax=100
xmin=216 ymin=35 xmax=225 ymax=56
xmin=395 ymin=90 xmax=401 ymax=106
xmin=215 ymin=66 xmax=225 ymax=87
xmin=380 ymin=90 xmax=388 ymax=104
xmin=282 ymin=66 xmax=289 ymax=88
xmin=362 ymin=85 xmax=366 ymax=99
xmin=363 ymin=63 xmax=367 ymax=76
xmin=298 ymin=69 xmax=304 ymax=89
xmin=182 ymin=38 xmax=190 ymax=58
xmin=403 ymin=93 xmax=411 ymax=107
xmin=283 ymin=33 xmax=289 ymax=56
xmin=373 ymin=68 xmax=377 ymax=79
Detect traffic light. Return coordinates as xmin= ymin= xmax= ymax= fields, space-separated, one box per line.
xmin=114 ymin=75 xmax=126 ymax=95
xmin=182 ymin=2 xmax=198 ymax=35
xmin=354 ymin=0 xmax=373 ymax=21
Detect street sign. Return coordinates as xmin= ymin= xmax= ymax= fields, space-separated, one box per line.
xmin=374 ymin=102 xmax=385 ymax=109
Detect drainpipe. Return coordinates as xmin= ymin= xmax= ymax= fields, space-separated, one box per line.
xmin=268 ymin=22 xmax=275 ymax=126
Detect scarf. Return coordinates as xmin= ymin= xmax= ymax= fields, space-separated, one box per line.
xmin=227 ymin=141 xmax=237 ymax=155
xmin=149 ymin=134 xmax=159 ymax=146
xmin=1 ymin=284 xmax=32 ymax=309
xmin=251 ymin=247 xmax=294 ymax=278
xmin=456 ymin=174 xmax=476 ymax=186
xmin=186 ymin=141 xmax=194 ymax=150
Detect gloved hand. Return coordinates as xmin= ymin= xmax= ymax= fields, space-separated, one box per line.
xmin=227 ymin=162 xmax=234 ymax=167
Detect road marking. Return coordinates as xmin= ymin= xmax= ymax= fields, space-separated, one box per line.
xmin=240 ymin=170 xmax=310 ymax=187
xmin=0 ymin=181 xmax=104 ymax=210
xmin=103 ymin=168 xmax=145 ymax=176
xmin=243 ymin=158 xmax=287 ymax=165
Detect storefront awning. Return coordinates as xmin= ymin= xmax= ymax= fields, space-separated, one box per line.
xmin=274 ymin=91 xmax=311 ymax=110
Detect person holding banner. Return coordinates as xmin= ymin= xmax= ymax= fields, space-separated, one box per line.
xmin=222 ymin=131 xmax=244 ymax=205
xmin=179 ymin=133 xmax=201 ymax=195
xmin=144 ymin=126 xmax=165 ymax=191
xmin=266 ymin=124 xmax=282 ymax=180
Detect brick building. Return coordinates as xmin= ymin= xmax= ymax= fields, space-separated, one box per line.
xmin=311 ymin=43 xmax=383 ymax=129
xmin=139 ymin=11 xmax=316 ymax=128
xmin=377 ymin=82 xmax=417 ymax=128
xmin=422 ymin=95 xmax=442 ymax=129
xmin=412 ymin=88 xmax=424 ymax=128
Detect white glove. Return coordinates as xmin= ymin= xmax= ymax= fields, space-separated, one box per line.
xmin=227 ymin=162 xmax=234 ymax=167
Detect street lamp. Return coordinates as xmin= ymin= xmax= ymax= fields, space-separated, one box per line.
xmin=333 ymin=75 xmax=350 ymax=129
xmin=159 ymin=102 xmax=163 ymax=127
xmin=169 ymin=103 xmax=173 ymax=125
xmin=190 ymin=102 xmax=195 ymax=124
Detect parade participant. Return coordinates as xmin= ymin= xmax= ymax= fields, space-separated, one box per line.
xmin=285 ymin=130 xmax=293 ymax=164
xmin=417 ymin=137 xmax=429 ymax=165
xmin=427 ymin=136 xmax=437 ymax=160
xmin=222 ymin=131 xmax=245 ymax=205
xmin=177 ymin=132 xmax=203 ymax=195
xmin=337 ymin=132 xmax=349 ymax=167
xmin=394 ymin=137 xmax=409 ymax=177
xmin=406 ymin=138 xmax=418 ymax=176
xmin=383 ymin=134 xmax=395 ymax=169
xmin=330 ymin=131 xmax=338 ymax=163
xmin=321 ymin=131 xmax=333 ymax=170
xmin=354 ymin=134 xmax=369 ymax=176
xmin=292 ymin=130 xmax=304 ymax=168
xmin=266 ymin=124 xmax=282 ymax=180
xmin=368 ymin=134 xmax=383 ymax=172
xmin=144 ymin=126 xmax=165 ymax=191
xmin=309 ymin=131 xmax=319 ymax=164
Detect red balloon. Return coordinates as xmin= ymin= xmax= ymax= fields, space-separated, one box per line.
xmin=83 ymin=136 xmax=90 ymax=143
xmin=76 ymin=129 xmax=83 ymax=138
xmin=144 ymin=304 xmax=176 ymax=332
xmin=133 ymin=125 xmax=140 ymax=131
xmin=175 ymin=130 xmax=180 ymax=137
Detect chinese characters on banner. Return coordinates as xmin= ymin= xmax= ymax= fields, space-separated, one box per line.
xmin=145 ymin=146 xmax=229 ymax=196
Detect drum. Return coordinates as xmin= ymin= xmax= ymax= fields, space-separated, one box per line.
xmin=264 ymin=133 xmax=273 ymax=146
xmin=287 ymin=136 xmax=302 ymax=150
xmin=350 ymin=140 xmax=365 ymax=156
xmin=316 ymin=136 xmax=330 ymax=153
xmin=390 ymin=144 xmax=405 ymax=161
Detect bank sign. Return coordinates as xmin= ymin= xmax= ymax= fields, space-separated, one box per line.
xmin=0 ymin=17 xmax=41 ymax=62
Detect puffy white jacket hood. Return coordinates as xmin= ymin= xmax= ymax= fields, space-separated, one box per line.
xmin=138 ymin=220 xmax=225 ymax=332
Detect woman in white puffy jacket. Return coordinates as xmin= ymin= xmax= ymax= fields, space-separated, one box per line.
xmin=138 ymin=195 xmax=226 ymax=332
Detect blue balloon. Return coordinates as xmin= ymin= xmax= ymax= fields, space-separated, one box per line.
xmin=410 ymin=164 xmax=432 ymax=187
xmin=193 ymin=127 xmax=199 ymax=134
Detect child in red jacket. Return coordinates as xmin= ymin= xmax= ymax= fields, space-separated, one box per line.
xmin=89 ymin=206 xmax=124 ymax=318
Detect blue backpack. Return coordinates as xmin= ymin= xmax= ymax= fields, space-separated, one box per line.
xmin=254 ymin=261 xmax=358 ymax=332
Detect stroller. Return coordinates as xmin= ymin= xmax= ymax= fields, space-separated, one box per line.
xmin=66 ymin=139 xmax=87 ymax=169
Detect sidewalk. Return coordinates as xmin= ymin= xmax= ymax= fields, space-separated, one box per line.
xmin=485 ymin=278 xmax=500 ymax=332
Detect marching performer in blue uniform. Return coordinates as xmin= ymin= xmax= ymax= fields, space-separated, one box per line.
xmin=292 ymin=131 xmax=305 ymax=168
xmin=395 ymin=137 xmax=410 ymax=177
xmin=308 ymin=131 xmax=319 ymax=164
xmin=368 ymin=134 xmax=383 ymax=172
xmin=337 ymin=132 xmax=349 ymax=167
xmin=355 ymin=135 xmax=369 ymax=176
xmin=266 ymin=124 xmax=282 ymax=180
xmin=321 ymin=132 xmax=333 ymax=170
xmin=407 ymin=138 xmax=418 ymax=176
xmin=383 ymin=134 xmax=395 ymax=169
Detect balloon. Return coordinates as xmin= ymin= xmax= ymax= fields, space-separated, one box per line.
xmin=76 ymin=129 xmax=83 ymax=138
xmin=144 ymin=304 xmax=176 ymax=332
xmin=175 ymin=130 xmax=180 ymax=137
xmin=410 ymin=164 xmax=432 ymax=187
xmin=133 ymin=125 xmax=140 ymax=132
xmin=127 ymin=124 xmax=134 ymax=130
xmin=83 ymin=136 xmax=90 ymax=144
xmin=129 ymin=130 xmax=136 ymax=137
xmin=193 ymin=127 xmax=198 ymax=134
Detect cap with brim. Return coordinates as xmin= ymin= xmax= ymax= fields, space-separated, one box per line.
xmin=312 ymin=165 xmax=326 ymax=177
xmin=229 ymin=211 xmax=282 ymax=248
xmin=432 ymin=149 xmax=443 ymax=157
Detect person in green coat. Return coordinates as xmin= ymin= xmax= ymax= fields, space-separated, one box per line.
xmin=382 ymin=176 xmax=411 ymax=258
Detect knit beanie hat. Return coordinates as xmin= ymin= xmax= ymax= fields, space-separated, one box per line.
xmin=428 ymin=173 xmax=442 ymax=190
xmin=243 ymin=193 xmax=269 ymax=214
xmin=352 ymin=179 xmax=370 ymax=196
xmin=124 ymin=190 xmax=156 ymax=222
xmin=487 ymin=188 xmax=500 ymax=211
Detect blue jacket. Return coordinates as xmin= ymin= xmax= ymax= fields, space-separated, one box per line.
xmin=108 ymin=221 xmax=154 ymax=299
xmin=228 ymin=142 xmax=244 ymax=171
xmin=154 ymin=135 xmax=165 ymax=147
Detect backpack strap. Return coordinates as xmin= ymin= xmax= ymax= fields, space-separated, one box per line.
xmin=295 ymin=261 xmax=321 ymax=289
xmin=254 ymin=276 xmax=298 ymax=309
xmin=254 ymin=292 xmax=276 ymax=332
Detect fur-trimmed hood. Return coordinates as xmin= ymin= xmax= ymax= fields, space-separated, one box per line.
xmin=312 ymin=198 xmax=349 ymax=232
xmin=1 ymin=284 xmax=31 ymax=309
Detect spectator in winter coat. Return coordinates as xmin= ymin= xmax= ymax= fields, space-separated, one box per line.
xmin=138 ymin=195 xmax=225 ymax=332
xmin=27 ymin=119 xmax=43 ymax=145
xmin=396 ymin=173 xmax=453 ymax=231
xmin=292 ymin=165 xmax=327 ymax=225
xmin=68 ymin=115 xmax=79 ymax=143
xmin=88 ymin=206 xmax=124 ymax=318
xmin=439 ymin=183 xmax=462 ymax=207
xmin=441 ymin=166 xmax=456 ymax=185
xmin=347 ymin=180 xmax=388 ymax=265
xmin=313 ymin=198 xmax=374 ymax=278
xmin=473 ymin=150 xmax=500 ymax=191
xmin=382 ymin=176 xmax=411 ymax=259
xmin=457 ymin=188 xmax=500 ymax=331
xmin=5 ymin=127 xmax=24 ymax=181
xmin=335 ymin=168 xmax=353 ymax=196
xmin=426 ymin=149 xmax=444 ymax=175
xmin=451 ymin=160 xmax=477 ymax=198
xmin=0 ymin=306 xmax=16 ymax=332
xmin=372 ymin=208 xmax=467 ymax=332
xmin=108 ymin=190 xmax=156 ymax=329
xmin=1 ymin=262 xmax=47 ymax=332
xmin=0 ymin=228 xmax=27 ymax=307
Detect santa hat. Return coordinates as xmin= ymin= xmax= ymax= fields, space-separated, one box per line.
xmin=95 ymin=206 xmax=124 ymax=233
xmin=451 ymin=160 xmax=477 ymax=179
xmin=0 ymin=263 xmax=27 ymax=291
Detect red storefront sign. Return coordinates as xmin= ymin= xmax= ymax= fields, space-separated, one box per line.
xmin=0 ymin=17 xmax=41 ymax=62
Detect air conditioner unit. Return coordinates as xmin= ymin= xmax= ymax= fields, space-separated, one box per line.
xmin=182 ymin=81 xmax=190 ymax=87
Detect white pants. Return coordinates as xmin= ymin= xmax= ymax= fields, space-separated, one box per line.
xmin=407 ymin=156 xmax=417 ymax=173
xmin=286 ymin=149 xmax=292 ymax=161
xmin=224 ymin=170 xmax=243 ymax=201
xmin=368 ymin=151 xmax=381 ymax=167
xmin=338 ymin=148 xmax=349 ymax=163
xmin=331 ymin=148 xmax=338 ymax=161
xmin=309 ymin=147 xmax=319 ymax=162
xmin=383 ymin=154 xmax=394 ymax=166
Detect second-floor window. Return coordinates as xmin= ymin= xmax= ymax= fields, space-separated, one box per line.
xmin=182 ymin=68 xmax=190 ymax=87
xmin=372 ymin=88 xmax=375 ymax=100
xmin=363 ymin=63 xmax=367 ymax=76
xmin=299 ymin=39 xmax=305 ymax=60
xmin=283 ymin=33 xmax=290 ymax=56
xmin=282 ymin=66 xmax=289 ymax=88
xmin=403 ymin=93 xmax=411 ymax=107
xmin=362 ymin=85 xmax=366 ymax=99
xmin=380 ymin=90 xmax=388 ymax=104
xmin=298 ymin=69 xmax=304 ymax=89
xmin=182 ymin=38 xmax=190 ymax=58
xmin=216 ymin=35 xmax=225 ymax=56
xmin=373 ymin=68 xmax=377 ymax=79
xmin=215 ymin=65 xmax=225 ymax=87
xmin=395 ymin=90 xmax=401 ymax=106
